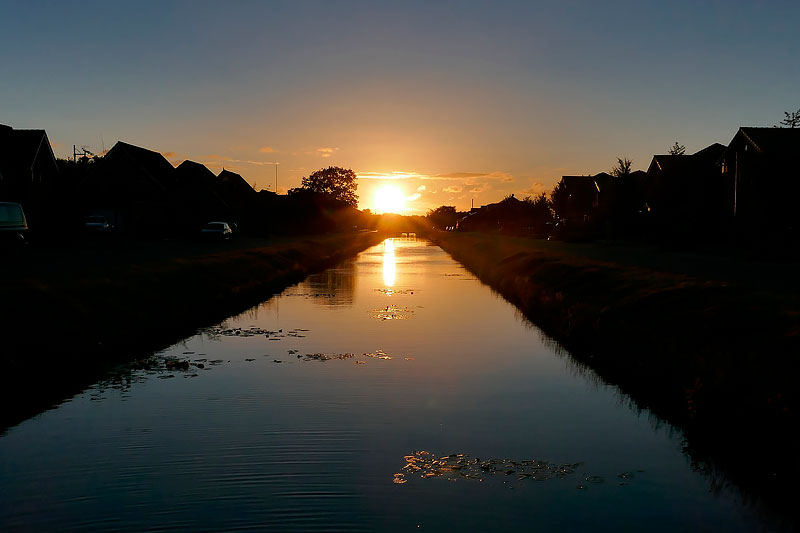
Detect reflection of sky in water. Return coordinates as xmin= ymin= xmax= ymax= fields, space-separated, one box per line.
xmin=0 ymin=238 xmax=767 ymax=532
xmin=383 ymin=238 xmax=396 ymax=287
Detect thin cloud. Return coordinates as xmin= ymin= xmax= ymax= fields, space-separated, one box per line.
xmin=521 ymin=181 xmax=547 ymax=196
xmin=435 ymin=172 xmax=487 ymax=179
xmin=416 ymin=185 xmax=426 ymax=192
xmin=357 ymin=171 xmax=422 ymax=180
xmin=202 ymin=154 xmax=277 ymax=166
xmin=443 ymin=186 xmax=462 ymax=193
xmin=317 ymin=147 xmax=338 ymax=158
xmin=259 ymin=146 xmax=275 ymax=153
xmin=160 ymin=151 xmax=176 ymax=158
xmin=407 ymin=193 xmax=422 ymax=202
xmin=430 ymin=171 xmax=513 ymax=181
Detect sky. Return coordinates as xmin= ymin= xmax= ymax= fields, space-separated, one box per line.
xmin=2 ymin=0 xmax=799 ymax=213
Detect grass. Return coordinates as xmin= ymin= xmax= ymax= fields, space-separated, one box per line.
xmin=0 ymin=231 xmax=385 ymax=431
xmin=429 ymin=231 xmax=798 ymax=516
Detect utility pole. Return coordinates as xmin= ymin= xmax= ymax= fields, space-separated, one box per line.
xmin=275 ymin=163 xmax=278 ymax=193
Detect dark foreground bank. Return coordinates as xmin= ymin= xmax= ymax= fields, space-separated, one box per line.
xmin=0 ymin=231 xmax=385 ymax=431
xmin=430 ymin=231 xmax=798 ymax=516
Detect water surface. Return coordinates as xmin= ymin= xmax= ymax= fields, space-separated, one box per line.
xmin=0 ymin=239 xmax=765 ymax=531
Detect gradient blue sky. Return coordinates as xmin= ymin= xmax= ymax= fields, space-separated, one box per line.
xmin=2 ymin=1 xmax=798 ymax=212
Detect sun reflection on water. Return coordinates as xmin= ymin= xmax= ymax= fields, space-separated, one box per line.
xmin=383 ymin=238 xmax=396 ymax=287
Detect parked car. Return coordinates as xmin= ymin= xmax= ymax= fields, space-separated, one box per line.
xmin=84 ymin=215 xmax=113 ymax=233
xmin=200 ymin=221 xmax=233 ymax=241
xmin=0 ymin=202 xmax=28 ymax=244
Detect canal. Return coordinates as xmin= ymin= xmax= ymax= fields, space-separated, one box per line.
xmin=0 ymin=238 xmax=768 ymax=531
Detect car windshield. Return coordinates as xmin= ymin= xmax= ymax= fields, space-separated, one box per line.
xmin=205 ymin=223 xmax=225 ymax=230
xmin=0 ymin=204 xmax=24 ymax=225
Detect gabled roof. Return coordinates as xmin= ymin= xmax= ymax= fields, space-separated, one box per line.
xmin=0 ymin=124 xmax=58 ymax=179
xmin=648 ymin=142 xmax=725 ymax=177
xmin=732 ymin=127 xmax=800 ymax=154
xmin=103 ymin=141 xmax=175 ymax=191
xmin=692 ymin=142 xmax=725 ymax=163
xmin=176 ymin=160 xmax=217 ymax=185
xmin=217 ymin=169 xmax=257 ymax=197
xmin=562 ymin=173 xmax=614 ymax=194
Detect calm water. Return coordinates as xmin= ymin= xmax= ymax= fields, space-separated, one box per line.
xmin=0 ymin=239 xmax=767 ymax=531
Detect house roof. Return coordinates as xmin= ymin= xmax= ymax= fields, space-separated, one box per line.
xmin=648 ymin=142 xmax=725 ymax=178
xmin=562 ymin=173 xmax=614 ymax=194
xmin=103 ymin=141 xmax=176 ymax=191
xmin=217 ymin=169 xmax=257 ymax=197
xmin=734 ymin=127 xmax=800 ymax=154
xmin=0 ymin=124 xmax=57 ymax=179
xmin=176 ymin=160 xmax=217 ymax=185
xmin=692 ymin=142 xmax=726 ymax=163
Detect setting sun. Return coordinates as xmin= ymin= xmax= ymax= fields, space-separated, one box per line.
xmin=373 ymin=185 xmax=406 ymax=214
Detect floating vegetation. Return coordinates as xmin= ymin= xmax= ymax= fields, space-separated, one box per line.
xmin=395 ymin=451 xmax=582 ymax=485
xmin=354 ymin=361 xmax=366 ymax=365
xmin=371 ymin=305 xmax=415 ymax=320
xmin=283 ymin=292 xmax=336 ymax=299
xmin=298 ymin=352 xmax=355 ymax=362
xmin=364 ymin=350 xmax=392 ymax=360
xmin=375 ymin=288 xmax=415 ymax=295
xmin=203 ymin=325 xmax=310 ymax=339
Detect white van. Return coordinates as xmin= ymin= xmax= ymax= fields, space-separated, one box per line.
xmin=0 ymin=202 xmax=28 ymax=244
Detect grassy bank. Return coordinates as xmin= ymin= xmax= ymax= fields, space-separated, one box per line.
xmin=430 ymin=231 xmax=798 ymax=511
xmin=0 ymin=231 xmax=385 ymax=430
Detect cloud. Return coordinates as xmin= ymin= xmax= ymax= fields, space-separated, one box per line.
xmin=407 ymin=193 xmax=422 ymax=202
xmin=429 ymin=171 xmax=513 ymax=182
xmin=443 ymin=186 xmax=462 ymax=193
xmin=259 ymin=146 xmax=275 ymax=153
xmin=521 ymin=181 xmax=547 ymax=196
xmin=417 ymin=185 xmax=426 ymax=192
xmin=434 ymin=172 xmax=486 ymax=180
xmin=202 ymin=154 xmax=277 ymax=166
xmin=317 ymin=147 xmax=337 ymax=157
xmin=357 ymin=171 xmax=422 ymax=180
xmin=160 ymin=151 xmax=176 ymax=158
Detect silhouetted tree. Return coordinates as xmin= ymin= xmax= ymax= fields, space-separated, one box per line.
xmin=668 ymin=142 xmax=686 ymax=155
xmin=426 ymin=205 xmax=463 ymax=229
xmin=779 ymin=108 xmax=800 ymax=128
xmin=610 ymin=157 xmax=633 ymax=178
xmin=550 ymin=179 xmax=568 ymax=221
xmin=523 ymin=192 xmax=554 ymax=230
xmin=300 ymin=166 xmax=358 ymax=207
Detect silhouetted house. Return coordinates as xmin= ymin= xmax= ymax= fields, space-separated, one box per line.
xmin=0 ymin=124 xmax=59 ymax=229
xmin=457 ymin=195 xmax=527 ymax=232
xmin=721 ymin=127 xmax=800 ymax=238
xmin=81 ymin=141 xmax=176 ymax=236
xmin=559 ymin=173 xmax=617 ymax=223
xmin=645 ymin=143 xmax=727 ymax=240
xmin=174 ymin=161 xmax=231 ymax=233
xmin=560 ymin=175 xmax=598 ymax=222
xmin=213 ymin=169 xmax=258 ymax=224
